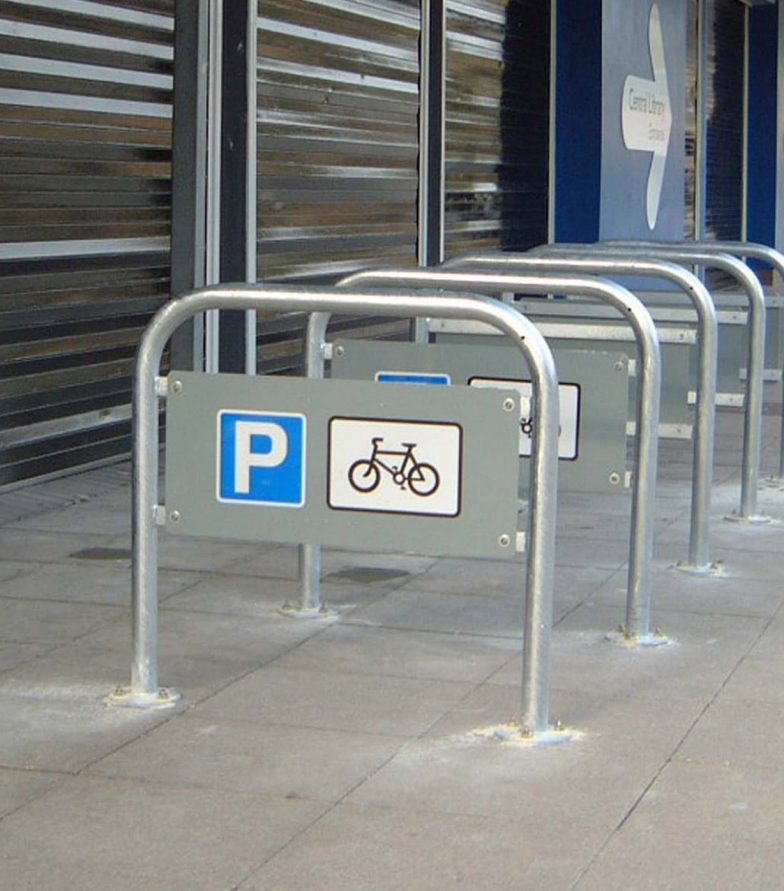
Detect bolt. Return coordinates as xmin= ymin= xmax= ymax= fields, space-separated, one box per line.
xmin=334 ymin=345 xmax=345 ymax=358
xmin=170 ymin=380 xmax=183 ymax=394
xmin=169 ymin=509 xmax=181 ymax=523
xmin=502 ymin=397 xmax=516 ymax=412
xmin=609 ymin=471 xmax=621 ymax=486
xmin=614 ymin=360 xmax=625 ymax=372
xmin=498 ymin=533 xmax=511 ymax=548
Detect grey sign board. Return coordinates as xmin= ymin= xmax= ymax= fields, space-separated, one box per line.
xmin=331 ymin=338 xmax=629 ymax=493
xmin=164 ymin=372 xmax=522 ymax=560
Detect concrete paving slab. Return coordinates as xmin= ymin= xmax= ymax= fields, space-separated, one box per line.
xmin=409 ymin=559 xmax=615 ymax=600
xmin=0 ymin=597 xmax=123 ymax=644
xmin=273 ymin=624 xmax=519 ymax=683
xmin=552 ymin=534 xmax=630 ymax=569
xmin=240 ymin=802 xmax=590 ymax=891
xmin=0 ymin=767 xmax=64 ymax=819
xmin=655 ymin=514 xmax=784 ymax=554
xmin=574 ymin=760 xmax=784 ymax=891
xmin=0 ymin=775 xmax=325 ymax=891
xmin=161 ymin=571 xmax=401 ymax=617
xmin=229 ymin=545 xmax=438 ymax=581
xmin=194 ymin=665 xmax=474 ymax=736
xmin=0 ymin=642 xmax=52 ymax=674
xmin=0 ymin=529 xmax=121 ymax=563
xmin=85 ymin=603 xmax=325 ymax=665
xmin=591 ymin=566 xmax=784 ymax=619
xmin=718 ymin=655 xmax=784 ymax=705
xmin=344 ymin=720 xmax=667 ymax=835
xmin=676 ymin=697 xmax=784 ymax=770
xmin=0 ymin=692 xmax=172 ymax=772
xmin=0 ymin=562 xmax=199 ymax=607
xmin=0 ymin=636 xmax=267 ymax=709
xmin=345 ymin=588 xmax=530 ymax=638
xmin=747 ymin=614 xmax=784 ymax=660
xmin=490 ymin=604 xmax=766 ymax=702
xmin=382 ymin=680 xmax=702 ymax=770
xmin=652 ymin=538 xmax=784 ymax=580
xmin=8 ymin=502 xmax=132 ymax=536
xmin=88 ymin=713 xmax=407 ymax=803
xmin=153 ymin=534 xmax=275 ymax=572
xmin=0 ymin=561 xmax=31 ymax=584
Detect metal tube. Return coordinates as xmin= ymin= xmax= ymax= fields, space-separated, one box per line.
xmin=128 ymin=284 xmax=560 ymax=735
xmin=605 ymin=239 xmax=784 ymax=480
xmin=442 ymin=252 xmax=718 ymax=573
xmin=536 ymin=244 xmax=768 ymax=521
xmin=340 ymin=269 xmax=662 ymax=640
xmin=293 ymin=312 xmax=331 ymax=615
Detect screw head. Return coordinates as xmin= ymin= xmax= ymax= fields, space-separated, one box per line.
xmin=334 ymin=345 xmax=345 ymax=357
xmin=614 ymin=360 xmax=625 ymax=372
xmin=169 ymin=509 xmax=181 ymax=523
xmin=170 ymin=380 xmax=183 ymax=394
xmin=608 ymin=471 xmax=621 ymax=486
xmin=498 ymin=533 xmax=511 ymax=548
xmin=502 ymin=397 xmax=516 ymax=412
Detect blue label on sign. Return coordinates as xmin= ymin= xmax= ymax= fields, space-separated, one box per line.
xmin=375 ymin=371 xmax=451 ymax=386
xmin=217 ymin=410 xmax=306 ymax=506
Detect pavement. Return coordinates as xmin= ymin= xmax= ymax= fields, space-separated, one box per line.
xmin=0 ymin=397 xmax=783 ymax=890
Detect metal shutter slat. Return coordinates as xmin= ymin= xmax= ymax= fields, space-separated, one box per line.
xmin=0 ymin=0 xmax=172 ymax=487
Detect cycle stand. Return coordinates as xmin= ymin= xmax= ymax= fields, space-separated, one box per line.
xmin=604 ymin=239 xmax=784 ymax=484
xmin=318 ymin=269 xmax=662 ymax=643
xmin=440 ymin=253 xmax=719 ymax=576
xmin=109 ymin=284 xmax=560 ymax=739
xmin=533 ymin=243 xmax=768 ymax=524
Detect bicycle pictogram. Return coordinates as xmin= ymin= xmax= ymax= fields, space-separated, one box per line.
xmin=348 ymin=437 xmax=440 ymax=496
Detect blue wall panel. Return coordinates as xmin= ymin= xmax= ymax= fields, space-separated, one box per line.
xmin=747 ymin=4 xmax=778 ymax=249
xmin=554 ymin=0 xmax=602 ymax=242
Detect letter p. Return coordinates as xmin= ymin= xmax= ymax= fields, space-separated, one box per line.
xmin=234 ymin=421 xmax=288 ymax=494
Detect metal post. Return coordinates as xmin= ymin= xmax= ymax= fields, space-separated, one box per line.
xmin=289 ymin=312 xmax=330 ymax=618
xmin=339 ymin=269 xmax=662 ymax=641
xmin=442 ymin=252 xmax=719 ymax=575
xmin=537 ymin=244 xmax=768 ymax=522
xmin=605 ymin=238 xmax=784 ymax=481
xmin=416 ymin=0 xmax=446 ymax=343
xmin=112 ymin=284 xmax=560 ymax=737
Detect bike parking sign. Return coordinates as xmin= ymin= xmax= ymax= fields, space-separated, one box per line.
xmin=327 ymin=418 xmax=462 ymax=516
xmin=164 ymin=373 xmax=520 ymax=559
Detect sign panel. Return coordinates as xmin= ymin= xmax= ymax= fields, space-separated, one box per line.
xmin=330 ymin=337 xmax=629 ymax=494
xmin=468 ymin=377 xmax=581 ymax=460
xmin=328 ymin=417 xmax=461 ymax=516
xmin=600 ymin=0 xmax=686 ymax=240
xmin=164 ymin=373 xmax=521 ymax=560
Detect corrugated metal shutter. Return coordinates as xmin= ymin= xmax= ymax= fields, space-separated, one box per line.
xmin=0 ymin=0 xmax=173 ymax=487
xmin=256 ymin=0 xmax=420 ymax=283
xmin=704 ymin=0 xmax=744 ymax=242
xmin=684 ymin=0 xmax=698 ymax=238
xmin=444 ymin=0 xmax=550 ymax=256
xmin=254 ymin=0 xmax=420 ymax=374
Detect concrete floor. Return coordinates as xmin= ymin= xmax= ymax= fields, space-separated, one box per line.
xmin=0 ymin=400 xmax=783 ymax=890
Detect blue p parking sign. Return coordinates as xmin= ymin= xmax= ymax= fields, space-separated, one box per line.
xmin=217 ymin=410 xmax=306 ymax=506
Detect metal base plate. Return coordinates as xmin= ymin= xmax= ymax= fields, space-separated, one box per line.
xmin=278 ymin=603 xmax=340 ymax=620
xmin=106 ymin=686 xmax=181 ymax=709
xmin=605 ymin=630 xmax=671 ymax=648
xmin=673 ymin=560 xmax=726 ymax=578
xmin=724 ymin=512 xmax=773 ymax=525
